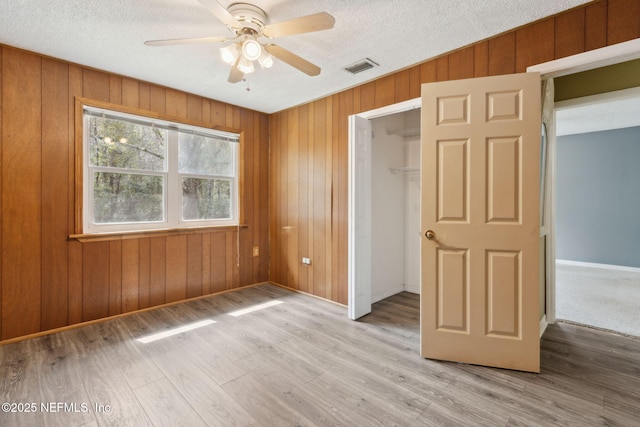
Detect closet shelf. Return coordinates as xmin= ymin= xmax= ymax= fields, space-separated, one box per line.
xmin=390 ymin=166 xmax=420 ymax=175
xmin=387 ymin=127 xmax=420 ymax=138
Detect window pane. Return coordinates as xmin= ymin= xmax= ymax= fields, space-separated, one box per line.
xmin=88 ymin=116 xmax=166 ymax=171
xmin=93 ymin=172 xmax=164 ymax=223
xmin=179 ymin=133 xmax=233 ymax=176
xmin=182 ymin=178 xmax=231 ymax=220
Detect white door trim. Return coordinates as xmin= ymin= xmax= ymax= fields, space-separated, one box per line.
xmin=356 ymin=98 xmax=421 ymax=120
xmin=528 ymin=38 xmax=640 ymax=326
xmin=347 ymin=98 xmax=420 ymax=319
xmin=528 ymin=38 xmax=640 ymax=77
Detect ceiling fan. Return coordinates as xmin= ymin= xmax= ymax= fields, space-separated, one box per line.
xmin=145 ymin=0 xmax=335 ymax=83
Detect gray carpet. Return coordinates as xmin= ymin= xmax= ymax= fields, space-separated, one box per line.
xmin=556 ymin=261 xmax=640 ymax=337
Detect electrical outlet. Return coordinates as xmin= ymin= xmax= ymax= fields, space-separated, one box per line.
xmin=302 ymin=257 xmax=311 ymax=265
xmin=252 ymin=246 xmax=259 ymax=257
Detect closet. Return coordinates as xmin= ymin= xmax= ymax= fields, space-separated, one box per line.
xmin=370 ymin=108 xmax=421 ymax=302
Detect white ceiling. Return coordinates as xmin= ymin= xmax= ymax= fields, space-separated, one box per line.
xmin=1 ymin=0 xmax=592 ymax=114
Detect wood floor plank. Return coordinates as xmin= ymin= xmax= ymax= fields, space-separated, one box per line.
xmin=0 ymin=340 xmax=45 ymax=427
xmin=78 ymin=346 xmax=153 ymax=426
xmin=221 ymin=374 xmax=315 ymax=426
xmin=280 ymin=374 xmax=389 ymax=427
xmin=151 ymin=350 xmax=258 ymax=426
xmin=178 ymin=335 xmax=247 ymax=386
xmin=133 ymin=378 xmax=207 ymax=427
xmin=101 ymin=318 xmax=165 ymax=390
xmin=36 ymin=346 xmax=95 ymax=427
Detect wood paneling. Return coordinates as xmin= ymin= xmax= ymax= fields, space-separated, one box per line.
xmin=268 ymin=0 xmax=640 ymax=307
xmin=555 ymin=8 xmax=586 ymax=58
xmin=448 ymin=46 xmax=474 ymax=80
xmin=1 ymin=49 xmax=42 ymax=339
xmin=149 ymin=236 xmax=167 ymax=307
xmin=109 ymin=240 xmax=122 ymax=316
xmin=419 ymin=60 xmax=437 ymax=84
xmin=436 ymin=56 xmax=449 ymax=81
xmin=138 ymin=238 xmax=150 ymax=309
xmin=187 ymin=234 xmax=203 ymax=299
xmin=41 ymin=58 xmax=70 ymax=330
xmin=0 ymin=46 xmax=3 ymax=337
xmin=0 ymin=43 xmax=269 ymax=341
xmin=374 ymin=75 xmax=395 ymax=108
xmin=68 ymin=241 xmax=83 ymax=325
xmin=297 ymin=104 xmax=310 ymax=293
xmin=516 ymin=19 xmax=555 ymax=72
xmin=488 ymin=33 xmax=516 ymax=75
xmin=166 ymin=235 xmax=188 ymax=303
xmin=586 ymin=1 xmax=608 ymax=50
xmin=122 ymin=77 xmax=139 ymax=108
xmin=474 ymin=41 xmax=489 ymax=77
xmin=82 ymin=241 xmax=110 ymax=321
xmin=607 ymin=0 xmax=640 ymax=45
xmin=394 ymin=69 xmax=411 ymax=103
xmin=122 ymin=239 xmax=140 ymax=313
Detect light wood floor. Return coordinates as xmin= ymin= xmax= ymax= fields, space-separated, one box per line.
xmin=1 ymin=284 xmax=639 ymax=426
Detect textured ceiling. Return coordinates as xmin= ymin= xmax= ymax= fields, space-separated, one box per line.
xmin=1 ymin=0 xmax=592 ymax=114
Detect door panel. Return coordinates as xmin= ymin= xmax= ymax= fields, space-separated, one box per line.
xmin=421 ymin=72 xmax=540 ymax=372
xmin=487 ymin=137 xmax=520 ymax=222
xmin=436 ymin=248 xmax=469 ymax=332
xmin=437 ymin=139 xmax=469 ymax=222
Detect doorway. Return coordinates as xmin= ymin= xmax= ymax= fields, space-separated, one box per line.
xmin=369 ymin=109 xmax=421 ymax=303
xmin=530 ymin=37 xmax=640 ymax=330
xmin=554 ymin=88 xmax=640 ymax=336
xmin=348 ymin=99 xmax=420 ymax=320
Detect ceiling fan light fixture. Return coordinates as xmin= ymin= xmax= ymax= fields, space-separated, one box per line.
xmin=237 ymin=56 xmax=255 ymax=74
xmin=241 ymin=38 xmax=262 ymax=61
xmin=220 ymin=43 xmax=239 ymax=65
xmin=258 ymin=51 xmax=273 ymax=69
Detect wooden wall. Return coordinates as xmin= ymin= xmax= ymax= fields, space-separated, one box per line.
xmin=0 ymin=45 xmax=270 ymax=341
xmin=269 ymin=0 xmax=640 ymax=305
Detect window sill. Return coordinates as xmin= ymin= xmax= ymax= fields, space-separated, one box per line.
xmin=69 ymin=224 xmax=247 ymax=243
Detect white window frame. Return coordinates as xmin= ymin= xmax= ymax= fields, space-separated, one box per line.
xmin=83 ymin=106 xmax=239 ymax=234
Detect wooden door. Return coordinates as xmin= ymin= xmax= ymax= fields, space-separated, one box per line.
xmin=420 ymin=73 xmax=541 ymax=372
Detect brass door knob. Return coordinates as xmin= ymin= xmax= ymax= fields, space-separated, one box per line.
xmin=425 ymin=230 xmax=436 ymax=240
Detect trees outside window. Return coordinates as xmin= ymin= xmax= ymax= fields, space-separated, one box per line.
xmin=83 ymin=107 xmax=239 ymax=233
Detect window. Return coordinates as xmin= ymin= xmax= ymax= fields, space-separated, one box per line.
xmin=83 ymin=106 xmax=239 ymax=233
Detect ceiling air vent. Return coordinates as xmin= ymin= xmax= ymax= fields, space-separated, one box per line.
xmin=344 ymin=58 xmax=379 ymax=75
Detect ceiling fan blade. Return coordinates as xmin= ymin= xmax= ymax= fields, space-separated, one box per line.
xmin=262 ymin=12 xmax=335 ymax=38
xmin=228 ymin=57 xmax=244 ymax=83
xmin=198 ymin=0 xmax=242 ymax=30
xmin=145 ymin=36 xmax=229 ymax=47
xmin=264 ymin=44 xmax=321 ymax=76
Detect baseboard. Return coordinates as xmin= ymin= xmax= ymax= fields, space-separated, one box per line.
xmin=403 ymin=284 xmax=420 ymax=294
xmin=556 ymin=259 xmax=640 ymax=273
xmin=268 ymin=282 xmax=347 ymax=308
xmin=371 ymin=285 xmax=405 ymax=304
xmin=540 ymin=314 xmax=548 ymax=338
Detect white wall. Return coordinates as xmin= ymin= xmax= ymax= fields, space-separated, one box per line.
xmin=371 ymin=114 xmax=406 ymax=301
xmin=371 ymin=109 xmax=421 ymax=302
xmin=556 ymin=126 xmax=640 ymax=268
